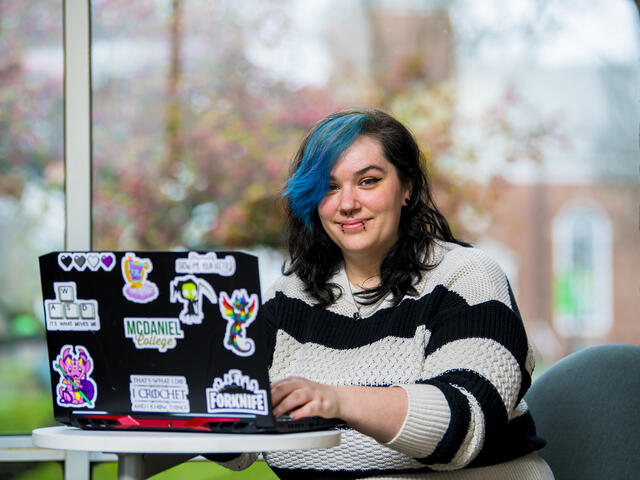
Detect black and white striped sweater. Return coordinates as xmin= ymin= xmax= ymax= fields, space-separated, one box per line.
xmin=230 ymin=241 xmax=547 ymax=479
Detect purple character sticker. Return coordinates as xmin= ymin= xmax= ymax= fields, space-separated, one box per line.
xmin=53 ymin=345 xmax=97 ymax=409
xmin=121 ymin=252 xmax=159 ymax=304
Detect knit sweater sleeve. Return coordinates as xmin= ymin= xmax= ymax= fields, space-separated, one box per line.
xmin=385 ymin=247 xmax=534 ymax=470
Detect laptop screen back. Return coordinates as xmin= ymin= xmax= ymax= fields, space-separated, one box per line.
xmin=39 ymin=251 xmax=271 ymax=427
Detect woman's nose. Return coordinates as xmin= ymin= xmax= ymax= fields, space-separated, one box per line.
xmin=339 ymin=187 xmax=360 ymax=215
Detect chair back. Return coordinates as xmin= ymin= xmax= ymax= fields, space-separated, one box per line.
xmin=524 ymin=344 xmax=640 ymax=480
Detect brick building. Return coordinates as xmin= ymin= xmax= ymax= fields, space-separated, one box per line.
xmin=481 ymin=180 xmax=640 ymax=363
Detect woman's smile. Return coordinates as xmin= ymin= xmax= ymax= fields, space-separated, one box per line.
xmin=340 ymin=218 xmax=369 ymax=231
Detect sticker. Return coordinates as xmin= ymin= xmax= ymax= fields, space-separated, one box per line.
xmin=130 ymin=375 xmax=190 ymax=413
xmin=219 ymin=289 xmax=258 ymax=357
xmin=53 ymin=345 xmax=97 ymax=409
xmin=57 ymin=252 xmax=115 ymax=272
xmin=44 ymin=282 xmax=100 ymax=331
xmin=206 ymin=369 xmax=268 ymax=416
xmin=100 ymin=253 xmax=116 ymax=271
xmin=86 ymin=253 xmax=100 ymax=271
xmin=121 ymin=252 xmax=159 ymax=304
xmin=123 ymin=317 xmax=184 ymax=353
xmin=169 ymin=275 xmax=217 ymax=324
xmin=175 ymin=252 xmax=236 ymax=276
xmin=58 ymin=253 xmax=74 ymax=271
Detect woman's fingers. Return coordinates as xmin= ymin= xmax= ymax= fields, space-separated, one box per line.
xmin=271 ymin=377 xmax=340 ymax=419
xmin=270 ymin=377 xmax=305 ymax=409
xmin=271 ymin=378 xmax=312 ymax=418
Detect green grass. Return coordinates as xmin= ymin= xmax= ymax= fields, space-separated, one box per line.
xmin=3 ymin=462 xmax=62 ymax=480
xmin=0 ymin=392 xmax=55 ymax=434
xmin=93 ymin=459 xmax=278 ymax=479
xmin=0 ymin=356 xmax=56 ymax=434
xmin=8 ymin=459 xmax=277 ymax=480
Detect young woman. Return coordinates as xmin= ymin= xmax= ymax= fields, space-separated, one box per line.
xmin=219 ymin=108 xmax=553 ymax=479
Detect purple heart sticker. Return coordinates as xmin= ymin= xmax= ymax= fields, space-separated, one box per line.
xmin=101 ymin=255 xmax=113 ymax=268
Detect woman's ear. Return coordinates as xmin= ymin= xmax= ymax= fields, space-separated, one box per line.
xmin=402 ymin=180 xmax=413 ymax=206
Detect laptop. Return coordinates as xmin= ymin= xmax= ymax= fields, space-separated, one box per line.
xmin=38 ymin=250 xmax=341 ymax=434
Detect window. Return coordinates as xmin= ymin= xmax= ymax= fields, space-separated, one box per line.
xmin=552 ymin=202 xmax=613 ymax=338
xmin=0 ymin=1 xmax=64 ymax=436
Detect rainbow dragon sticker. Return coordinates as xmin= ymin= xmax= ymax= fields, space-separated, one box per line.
xmin=219 ymin=289 xmax=258 ymax=357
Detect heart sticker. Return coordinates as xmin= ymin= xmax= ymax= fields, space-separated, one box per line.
xmin=74 ymin=255 xmax=86 ymax=268
xmin=58 ymin=254 xmax=74 ymax=271
xmin=87 ymin=254 xmax=100 ymax=270
xmin=101 ymin=254 xmax=115 ymax=271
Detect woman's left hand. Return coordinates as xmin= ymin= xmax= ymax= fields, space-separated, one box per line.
xmin=270 ymin=376 xmax=342 ymax=420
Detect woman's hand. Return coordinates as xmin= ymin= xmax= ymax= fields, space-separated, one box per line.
xmin=270 ymin=376 xmax=408 ymax=443
xmin=271 ymin=376 xmax=342 ymax=420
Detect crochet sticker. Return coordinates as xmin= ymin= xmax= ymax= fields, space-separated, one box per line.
xmin=123 ymin=317 xmax=184 ymax=353
xmin=53 ymin=345 xmax=97 ymax=409
xmin=175 ymin=252 xmax=236 ymax=276
xmin=169 ymin=275 xmax=217 ymax=325
xmin=206 ymin=369 xmax=267 ymax=416
xmin=58 ymin=252 xmax=115 ymax=272
xmin=121 ymin=252 xmax=159 ymax=304
xmin=129 ymin=375 xmax=190 ymax=413
xmin=44 ymin=282 xmax=100 ymax=331
xmin=219 ymin=289 xmax=258 ymax=357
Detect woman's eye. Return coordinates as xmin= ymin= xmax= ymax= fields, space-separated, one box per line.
xmin=360 ymin=177 xmax=381 ymax=186
xmin=327 ymin=183 xmax=339 ymax=192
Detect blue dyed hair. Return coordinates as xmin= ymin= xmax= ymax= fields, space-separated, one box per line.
xmin=283 ymin=112 xmax=370 ymax=228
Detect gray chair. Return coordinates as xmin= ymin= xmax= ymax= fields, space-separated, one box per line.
xmin=524 ymin=343 xmax=640 ymax=480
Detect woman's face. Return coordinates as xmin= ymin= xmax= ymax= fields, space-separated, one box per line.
xmin=317 ymin=135 xmax=411 ymax=264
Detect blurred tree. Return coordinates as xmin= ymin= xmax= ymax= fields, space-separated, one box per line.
xmin=0 ymin=1 xmax=562 ymax=253
xmin=91 ymin=0 xmax=562 ymax=250
xmin=0 ymin=1 xmax=64 ymax=197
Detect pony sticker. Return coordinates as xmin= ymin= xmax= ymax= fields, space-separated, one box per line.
xmin=121 ymin=252 xmax=159 ymax=303
xmin=169 ymin=275 xmax=217 ymax=325
xmin=53 ymin=345 xmax=97 ymax=409
xmin=219 ymin=289 xmax=258 ymax=357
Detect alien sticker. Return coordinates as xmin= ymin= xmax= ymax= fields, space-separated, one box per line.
xmin=169 ymin=275 xmax=217 ymax=324
xmin=53 ymin=345 xmax=97 ymax=409
xmin=219 ymin=289 xmax=258 ymax=357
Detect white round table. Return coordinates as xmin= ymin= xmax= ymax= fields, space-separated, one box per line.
xmin=33 ymin=426 xmax=341 ymax=480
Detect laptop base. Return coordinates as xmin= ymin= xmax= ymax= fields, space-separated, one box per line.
xmin=68 ymin=412 xmax=343 ymax=434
